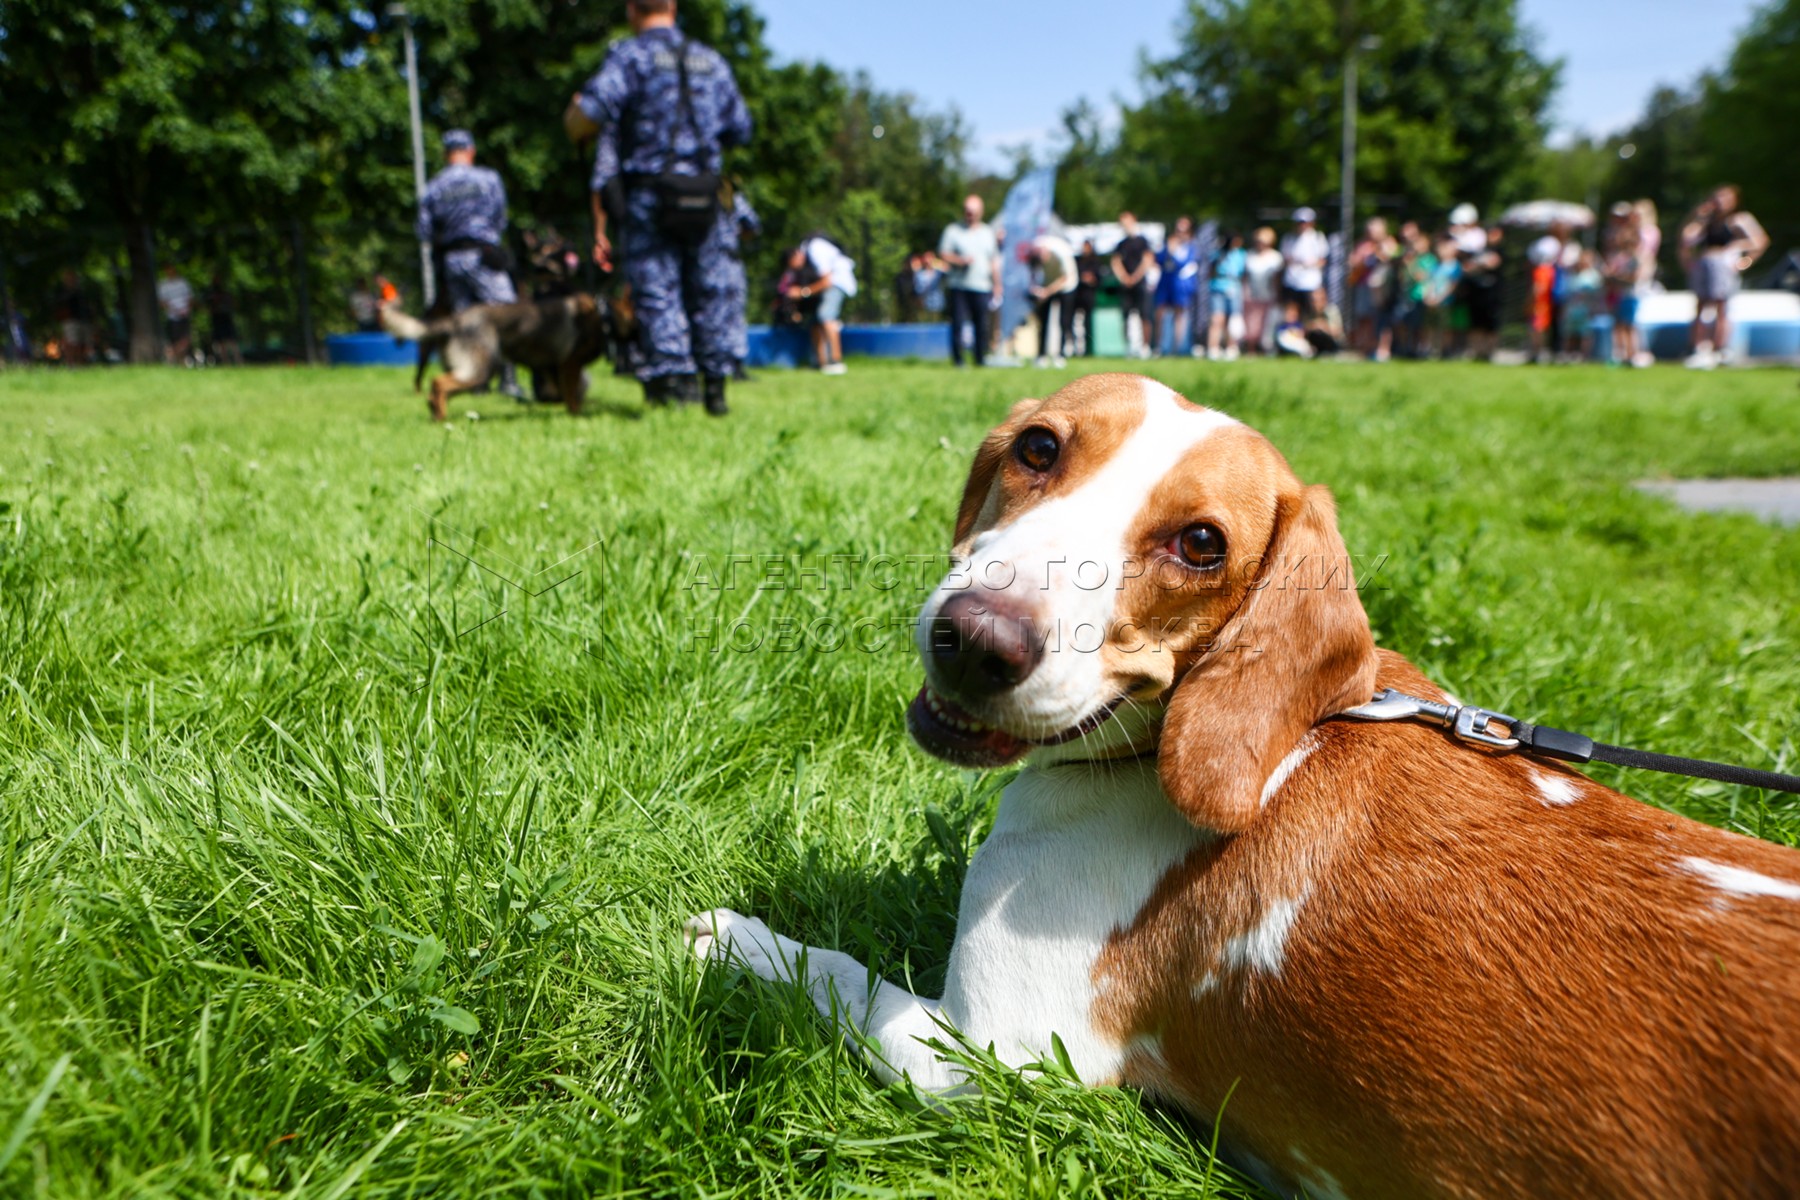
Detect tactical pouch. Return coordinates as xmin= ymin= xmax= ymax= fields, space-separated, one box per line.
xmin=478 ymin=243 xmax=515 ymax=272
xmin=654 ymin=171 xmax=721 ymax=245
xmin=653 ymin=37 xmax=721 ymax=246
xmin=442 ymin=238 xmax=514 ymax=273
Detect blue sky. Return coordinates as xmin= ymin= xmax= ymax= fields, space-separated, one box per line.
xmin=749 ymin=0 xmax=1764 ymax=167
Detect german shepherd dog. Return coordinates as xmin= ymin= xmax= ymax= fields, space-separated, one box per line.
xmin=380 ymin=294 xmax=611 ymax=421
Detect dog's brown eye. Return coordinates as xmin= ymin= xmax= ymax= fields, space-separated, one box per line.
xmin=1014 ymin=427 xmax=1060 ymax=472
xmin=1175 ymin=523 xmax=1226 ymax=569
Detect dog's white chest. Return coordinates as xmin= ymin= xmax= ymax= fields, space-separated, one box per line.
xmin=940 ymin=760 xmax=1208 ymax=1082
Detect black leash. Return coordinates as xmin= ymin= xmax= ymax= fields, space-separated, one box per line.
xmin=1336 ymin=689 xmax=1800 ymax=795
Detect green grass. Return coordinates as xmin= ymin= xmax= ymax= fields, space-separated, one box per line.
xmin=1 ymin=359 xmax=1798 ymax=1198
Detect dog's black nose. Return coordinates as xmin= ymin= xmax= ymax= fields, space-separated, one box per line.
xmin=929 ymin=591 xmax=1044 ymax=700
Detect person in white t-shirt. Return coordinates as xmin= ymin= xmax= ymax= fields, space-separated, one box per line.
xmin=800 ymin=234 xmax=857 ymax=375
xmin=1279 ymin=207 xmax=1329 ymax=323
xmin=1028 ymin=234 xmax=1078 ymax=367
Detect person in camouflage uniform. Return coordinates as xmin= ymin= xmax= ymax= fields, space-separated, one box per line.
xmin=565 ymin=0 xmax=751 ymax=415
xmin=417 ymin=129 xmax=522 ymax=396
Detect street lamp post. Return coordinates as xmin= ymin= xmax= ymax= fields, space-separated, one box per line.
xmin=1341 ymin=33 xmax=1358 ymax=255
xmin=390 ymin=4 xmax=435 ymax=308
xmin=1340 ymin=22 xmax=1380 ymax=257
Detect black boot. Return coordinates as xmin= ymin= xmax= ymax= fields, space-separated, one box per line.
xmin=702 ymin=373 xmax=729 ymax=416
xmin=642 ymin=375 xmax=672 ymax=407
xmin=671 ymin=373 xmax=699 ymax=407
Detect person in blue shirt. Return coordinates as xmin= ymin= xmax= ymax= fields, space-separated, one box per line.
xmin=1205 ymin=230 xmax=1248 ymax=360
xmin=564 ymin=0 xmax=752 ymax=414
xmin=1153 ymin=216 xmax=1201 ymax=356
xmin=417 ymin=128 xmax=522 ymax=397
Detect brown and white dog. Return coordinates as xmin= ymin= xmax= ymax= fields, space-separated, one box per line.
xmin=688 ymin=374 xmax=1800 ymax=1199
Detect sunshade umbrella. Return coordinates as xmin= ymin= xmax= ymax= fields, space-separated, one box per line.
xmin=1499 ymin=199 xmax=1596 ymax=229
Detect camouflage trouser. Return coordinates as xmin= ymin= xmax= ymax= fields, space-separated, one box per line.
xmin=620 ymin=187 xmax=747 ymax=380
xmin=442 ymin=249 xmax=518 ymax=309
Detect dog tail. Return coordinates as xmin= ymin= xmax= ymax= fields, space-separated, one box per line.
xmin=380 ymin=305 xmax=431 ymax=342
xmin=381 ymin=305 xmax=447 ymax=393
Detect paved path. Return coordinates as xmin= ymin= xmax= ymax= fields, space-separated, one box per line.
xmin=1637 ymin=478 xmax=1800 ymax=525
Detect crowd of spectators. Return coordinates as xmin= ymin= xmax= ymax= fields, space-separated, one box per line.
xmin=12 ymin=185 xmax=1775 ymax=372
xmin=766 ymin=184 xmax=1775 ymax=372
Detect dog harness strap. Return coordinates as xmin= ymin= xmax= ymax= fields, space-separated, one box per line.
xmin=1337 ymin=689 xmax=1800 ymax=796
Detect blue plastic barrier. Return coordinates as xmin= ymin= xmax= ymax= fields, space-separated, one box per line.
xmin=326 ymin=332 xmax=414 ymax=366
xmin=336 ymin=324 xmax=958 ymax=369
xmin=842 ymin=324 xmax=950 ymax=361
xmin=1746 ymin=319 xmax=1800 ymax=359
xmin=745 ymin=325 xmax=813 ymax=368
xmin=1635 ymin=292 xmax=1800 ymax=362
xmin=1589 ymin=315 xmax=1614 ymax=363
xmin=746 ymin=323 xmax=951 ymax=367
xmin=1641 ymin=320 xmax=1693 ymax=362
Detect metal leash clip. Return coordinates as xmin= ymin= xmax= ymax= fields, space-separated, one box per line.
xmin=1339 ymin=688 xmax=1521 ymax=750
xmin=1335 ymin=688 xmax=1800 ymax=794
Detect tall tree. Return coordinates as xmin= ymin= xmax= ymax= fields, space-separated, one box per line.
xmin=0 ymin=0 xmax=975 ymax=349
xmin=1114 ymin=0 xmax=1557 ymax=226
xmin=1693 ymin=0 xmax=1800 ymax=252
xmin=0 ymin=0 xmax=404 ymax=360
xmin=1606 ymin=86 xmax=1705 ymax=224
xmin=1049 ymin=100 xmax=1124 ymax=224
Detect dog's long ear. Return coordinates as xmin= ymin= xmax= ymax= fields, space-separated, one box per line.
xmin=953 ymin=397 xmax=1042 ymax=545
xmin=1157 ymin=484 xmax=1378 ymax=833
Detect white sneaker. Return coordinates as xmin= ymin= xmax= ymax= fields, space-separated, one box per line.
xmin=1034 ymin=357 xmax=1050 ymax=369
xmin=1683 ymin=349 xmax=1717 ymax=371
xmin=1224 ymin=347 xmax=1240 ymax=362
xmin=1630 ymin=352 xmax=1655 ymax=369
xmin=821 ymin=361 xmax=847 ymax=376
xmin=1051 ymin=356 xmax=1066 ymax=369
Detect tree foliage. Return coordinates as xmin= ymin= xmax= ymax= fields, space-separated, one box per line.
xmin=1046 ymin=100 xmax=1125 ymax=224
xmin=1541 ymin=0 xmax=1800 ymax=274
xmin=1692 ymin=0 xmax=1800 ymax=249
xmin=1605 ymin=87 xmax=1706 ymax=226
xmin=0 ymin=0 xmax=403 ymax=359
xmin=1112 ymin=0 xmax=1557 ymax=227
xmin=0 ymin=0 xmax=969 ymax=355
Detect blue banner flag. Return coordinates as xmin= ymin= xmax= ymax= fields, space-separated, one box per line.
xmin=996 ymin=167 xmax=1058 ymax=346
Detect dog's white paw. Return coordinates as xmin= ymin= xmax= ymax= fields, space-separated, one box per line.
xmin=684 ymin=908 xmax=792 ymax=982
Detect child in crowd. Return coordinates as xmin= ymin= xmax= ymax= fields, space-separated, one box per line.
xmin=1562 ymin=249 xmax=1605 ymax=362
xmin=1349 ymin=218 xmax=1397 ymax=356
xmin=1422 ymin=239 xmax=1462 ymax=358
xmin=1205 ymin=230 xmax=1247 ymax=360
xmin=1604 ymin=205 xmax=1643 ymax=367
xmin=1398 ymin=232 xmax=1436 ymax=359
